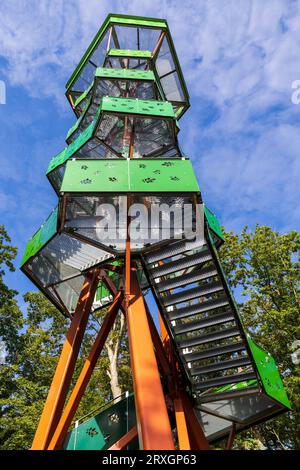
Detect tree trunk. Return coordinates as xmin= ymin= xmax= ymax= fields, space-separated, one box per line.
xmin=106 ymin=342 xmax=122 ymax=399
xmin=105 ymin=315 xmax=125 ymax=400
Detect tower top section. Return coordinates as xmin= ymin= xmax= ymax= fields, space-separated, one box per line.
xmin=66 ymin=13 xmax=190 ymax=119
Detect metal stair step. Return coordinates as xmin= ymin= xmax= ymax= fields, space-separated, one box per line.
xmin=190 ymin=356 xmax=252 ymax=376
xmin=157 ymin=267 xmax=218 ymax=292
xmin=182 ymin=341 xmax=246 ymax=363
xmin=194 ymin=372 xmax=257 ymax=391
xmin=145 ymin=239 xmax=206 ymax=264
xmin=169 ymin=296 xmax=229 ymax=320
xmin=174 ymin=311 xmax=235 ymax=335
xmin=178 ymin=327 xmax=241 ymax=349
xmin=150 ymin=250 xmax=212 ymax=278
xmin=163 ymin=281 xmax=223 ymax=307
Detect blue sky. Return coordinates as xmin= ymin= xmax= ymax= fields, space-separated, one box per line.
xmin=1 ymin=0 xmax=300 ymax=307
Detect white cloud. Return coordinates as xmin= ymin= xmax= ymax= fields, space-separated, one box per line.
xmin=0 ymin=0 xmax=300 ymax=235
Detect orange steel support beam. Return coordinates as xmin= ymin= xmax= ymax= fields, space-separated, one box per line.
xmin=48 ymin=291 xmax=123 ymax=450
xmin=108 ymin=426 xmax=138 ymax=450
xmin=99 ymin=263 xmax=123 ymax=274
xmin=180 ymin=391 xmax=210 ymax=450
xmin=152 ymin=31 xmax=166 ymax=59
xmin=126 ymin=267 xmax=174 ymax=450
xmin=159 ymin=311 xmax=170 ymax=347
xmin=174 ymin=397 xmax=191 ymax=450
xmin=31 ymin=271 xmax=99 ymax=450
xmin=99 ymin=270 xmax=119 ymax=296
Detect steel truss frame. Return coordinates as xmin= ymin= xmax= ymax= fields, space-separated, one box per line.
xmin=31 ymin=255 xmax=211 ymax=451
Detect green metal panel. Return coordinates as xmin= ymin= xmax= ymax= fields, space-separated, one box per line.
xmin=107 ymin=48 xmax=152 ymax=59
xmin=47 ymin=148 xmax=67 ymax=174
xmin=96 ymin=282 xmax=111 ymax=302
xmin=65 ymin=97 xmax=174 ymax=148
xmin=214 ymin=379 xmax=258 ymax=394
xmin=74 ymin=81 xmax=94 ymax=109
xmin=101 ymin=96 xmax=174 ymax=118
xmin=247 ymin=337 xmax=292 ymax=409
xmin=129 ymin=159 xmax=199 ymax=192
xmin=63 ymin=393 xmax=137 ymax=450
xmin=204 ymin=205 xmax=224 ymax=242
xmin=60 ymin=159 xmax=199 ymax=193
xmin=47 ymin=121 xmax=96 ymax=174
xmin=20 ymin=208 xmax=58 ymax=267
xmin=66 ymin=99 xmax=90 ymax=140
xmin=96 ymin=260 xmax=122 ymax=302
xmin=73 ymin=69 xmax=157 ymax=120
xmin=61 ymin=160 xmax=129 ymax=192
xmin=95 ymin=67 xmax=155 ymax=81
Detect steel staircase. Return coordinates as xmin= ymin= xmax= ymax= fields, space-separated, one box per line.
xmin=142 ymin=231 xmax=258 ymax=405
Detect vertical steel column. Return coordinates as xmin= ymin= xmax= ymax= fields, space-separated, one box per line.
xmin=126 ymin=266 xmax=174 ymax=450
xmin=48 ymin=291 xmax=123 ymax=450
xmin=180 ymin=391 xmax=210 ymax=450
xmin=226 ymin=423 xmax=236 ymax=450
xmin=174 ymin=397 xmax=191 ymax=450
xmin=31 ymin=271 xmax=99 ymax=450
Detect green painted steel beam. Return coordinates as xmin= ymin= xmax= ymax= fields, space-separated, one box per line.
xmin=100 ymin=96 xmax=174 ymax=117
xmin=214 ymin=378 xmax=258 ymax=394
xmin=66 ymin=97 xmax=175 ymax=143
xmin=107 ymin=14 xmax=166 ymax=28
xmin=74 ymin=82 xmax=94 ymax=109
xmin=20 ymin=208 xmax=58 ymax=267
xmin=47 ymin=121 xmax=96 ymax=174
xmin=60 ymin=159 xmax=199 ymax=193
xmin=107 ymin=48 xmax=152 ymax=58
xmin=96 ymin=67 xmax=155 ymax=81
xmin=74 ymin=69 xmax=156 ymax=110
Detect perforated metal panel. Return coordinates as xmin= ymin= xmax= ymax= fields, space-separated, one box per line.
xmin=63 ymin=393 xmax=137 ymax=450
xmin=60 ymin=159 xmax=199 ymax=193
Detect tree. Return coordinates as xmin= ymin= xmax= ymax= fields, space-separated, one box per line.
xmin=2 ymin=222 xmax=299 ymax=449
xmin=94 ymin=307 xmax=131 ymax=400
xmin=0 ymin=225 xmax=23 ymax=361
xmin=0 ymin=289 xmax=132 ymax=449
xmin=219 ymin=225 xmax=300 ymax=449
xmin=0 ymin=224 xmax=131 ymax=449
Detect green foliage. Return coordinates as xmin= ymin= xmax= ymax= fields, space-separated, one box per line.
xmin=0 ymin=226 xmax=23 ymax=361
xmin=219 ymin=225 xmax=300 ymax=449
xmin=0 ymin=289 xmax=132 ymax=449
xmin=0 ymin=226 xmax=131 ymax=449
xmin=1 ymin=223 xmax=299 ymax=450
